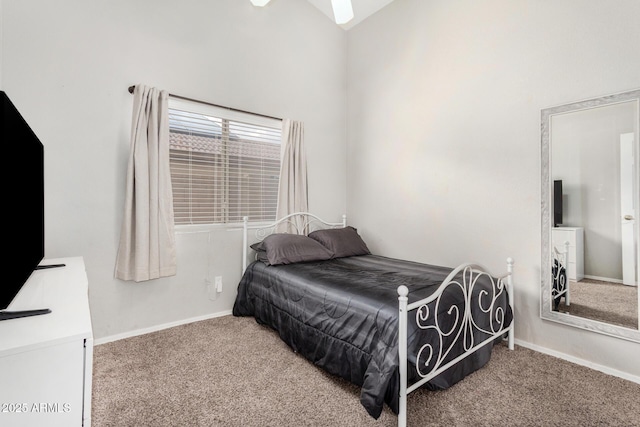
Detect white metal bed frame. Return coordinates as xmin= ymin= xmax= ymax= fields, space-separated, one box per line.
xmin=552 ymin=241 xmax=571 ymax=308
xmin=240 ymin=212 xmax=515 ymax=427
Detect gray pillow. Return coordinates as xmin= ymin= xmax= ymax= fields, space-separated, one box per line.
xmin=249 ymin=241 xmax=268 ymax=264
xmin=308 ymin=226 xmax=370 ymax=258
xmin=250 ymin=241 xmax=265 ymax=252
xmin=260 ymin=233 xmax=334 ymax=266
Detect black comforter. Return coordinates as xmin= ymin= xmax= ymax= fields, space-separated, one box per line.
xmin=232 ymin=255 xmax=512 ymax=419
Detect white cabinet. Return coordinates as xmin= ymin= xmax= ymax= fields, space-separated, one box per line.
xmin=0 ymin=257 xmax=93 ymax=427
xmin=552 ymin=227 xmax=584 ymax=281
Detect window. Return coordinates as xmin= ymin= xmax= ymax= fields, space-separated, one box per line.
xmin=168 ymin=99 xmax=281 ymax=225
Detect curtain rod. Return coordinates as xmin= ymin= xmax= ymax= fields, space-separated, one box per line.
xmin=127 ymin=85 xmax=282 ymax=121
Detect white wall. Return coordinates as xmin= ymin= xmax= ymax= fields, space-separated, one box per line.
xmin=0 ymin=0 xmax=347 ymax=339
xmin=347 ymin=0 xmax=640 ymax=377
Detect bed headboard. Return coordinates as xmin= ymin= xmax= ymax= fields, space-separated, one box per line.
xmin=241 ymin=212 xmax=347 ymax=273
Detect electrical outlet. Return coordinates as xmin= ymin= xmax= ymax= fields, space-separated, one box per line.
xmin=215 ymin=276 xmax=223 ymax=293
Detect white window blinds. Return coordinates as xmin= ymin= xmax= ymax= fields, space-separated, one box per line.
xmin=168 ymin=99 xmax=281 ymax=225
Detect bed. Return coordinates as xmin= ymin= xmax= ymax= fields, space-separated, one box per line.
xmin=232 ymin=213 xmax=514 ymax=426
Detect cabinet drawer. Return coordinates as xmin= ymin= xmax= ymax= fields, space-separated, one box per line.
xmin=551 ymin=227 xmax=583 ymax=281
xmin=553 ymin=230 xmax=576 ymax=247
xmin=0 ymin=340 xmax=85 ymax=427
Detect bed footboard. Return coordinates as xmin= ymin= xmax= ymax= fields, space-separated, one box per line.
xmin=552 ymin=242 xmax=570 ymax=309
xmin=397 ymin=258 xmax=514 ymax=427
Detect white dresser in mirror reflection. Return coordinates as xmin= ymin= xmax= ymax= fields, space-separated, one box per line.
xmin=552 ymin=227 xmax=584 ymax=281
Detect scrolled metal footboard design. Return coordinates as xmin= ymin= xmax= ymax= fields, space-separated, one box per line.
xmin=551 ymin=242 xmax=570 ymax=309
xmin=413 ymin=264 xmax=510 ymax=379
xmin=397 ymin=258 xmax=514 ymax=427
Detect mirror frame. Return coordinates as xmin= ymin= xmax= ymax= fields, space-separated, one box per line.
xmin=541 ymin=88 xmax=640 ymax=343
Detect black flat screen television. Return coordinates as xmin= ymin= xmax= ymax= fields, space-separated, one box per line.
xmin=0 ymin=91 xmax=52 ymax=321
xmin=553 ymin=179 xmax=563 ymax=227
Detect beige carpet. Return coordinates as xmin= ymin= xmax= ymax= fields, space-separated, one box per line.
xmin=558 ymin=279 xmax=638 ymax=329
xmin=92 ymin=315 xmax=640 ymax=427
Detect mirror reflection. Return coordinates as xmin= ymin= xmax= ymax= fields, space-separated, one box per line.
xmin=551 ymin=100 xmax=639 ymax=329
xmin=541 ymin=89 xmax=640 ymax=342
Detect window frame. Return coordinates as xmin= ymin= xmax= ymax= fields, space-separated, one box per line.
xmin=168 ymin=98 xmax=282 ymax=230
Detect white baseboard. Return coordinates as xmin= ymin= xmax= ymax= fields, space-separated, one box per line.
xmin=515 ymin=339 xmax=640 ymax=385
xmin=582 ymin=274 xmax=624 ymax=284
xmin=94 ymin=310 xmax=233 ymax=345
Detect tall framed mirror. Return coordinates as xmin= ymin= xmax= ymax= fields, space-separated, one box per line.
xmin=541 ymin=88 xmax=640 ymax=343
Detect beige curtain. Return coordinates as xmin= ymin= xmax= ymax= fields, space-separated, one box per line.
xmin=115 ymin=85 xmax=177 ymax=282
xmin=275 ymin=119 xmax=308 ymax=233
